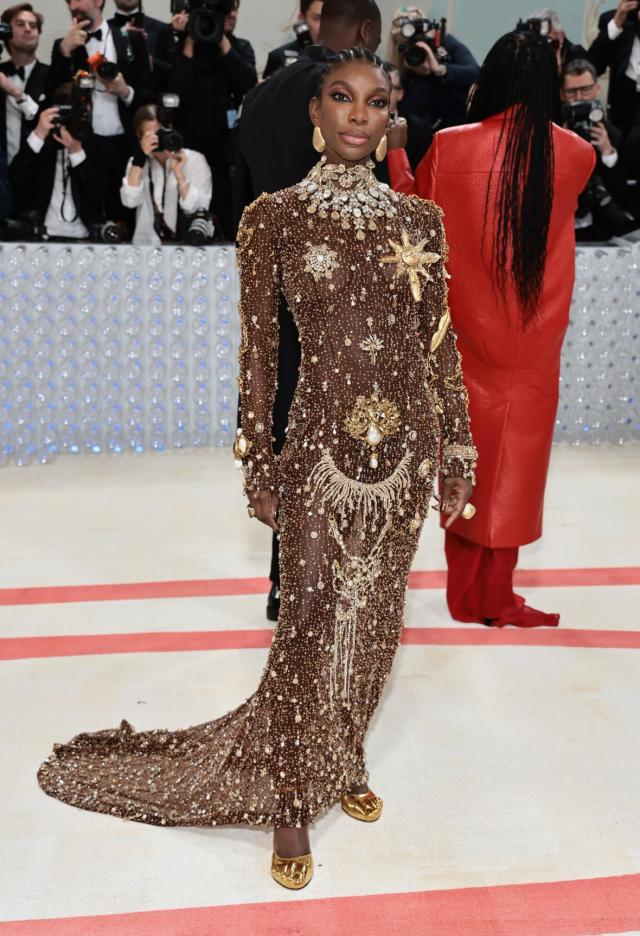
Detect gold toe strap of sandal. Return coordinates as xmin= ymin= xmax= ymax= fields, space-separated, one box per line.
xmin=271 ymin=851 xmax=314 ymax=890
xmin=341 ymin=791 xmax=383 ymax=822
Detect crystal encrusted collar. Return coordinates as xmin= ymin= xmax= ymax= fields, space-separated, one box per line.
xmin=295 ymin=156 xmax=399 ymax=240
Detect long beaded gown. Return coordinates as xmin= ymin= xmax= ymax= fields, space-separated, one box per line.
xmin=38 ymin=158 xmax=476 ymax=830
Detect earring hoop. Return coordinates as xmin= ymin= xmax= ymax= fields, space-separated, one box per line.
xmin=312 ymin=126 xmax=326 ymax=153
xmin=374 ymin=134 xmax=388 ymax=162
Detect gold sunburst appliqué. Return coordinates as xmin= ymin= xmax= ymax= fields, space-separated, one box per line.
xmin=303 ymin=244 xmax=340 ymax=281
xmin=380 ymin=229 xmax=441 ymax=301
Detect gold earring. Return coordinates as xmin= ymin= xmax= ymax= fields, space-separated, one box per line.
xmin=312 ymin=126 xmax=326 ymax=153
xmin=375 ymin=134 xmax=388 ymax=162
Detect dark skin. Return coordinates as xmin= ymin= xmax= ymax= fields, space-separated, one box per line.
xmin=246 ymin=60 xmax=473 ymax=860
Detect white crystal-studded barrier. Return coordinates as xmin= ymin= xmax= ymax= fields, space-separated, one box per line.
xmin=557 ymin=244 xmax=640 ymax=446
xmin=0 ymin=243 xmax=238 ymax=466
xmin=0 ymin=241 xmax=638 ymax=467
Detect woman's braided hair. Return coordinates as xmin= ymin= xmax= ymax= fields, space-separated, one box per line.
xmin=314 ymin=47 xmax=392 ymax=99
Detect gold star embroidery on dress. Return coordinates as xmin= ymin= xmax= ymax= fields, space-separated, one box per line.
xmin=380 ymin=229 xmax=441 ymax=301
xmin=359 ymin=333 xmax=384 ymax=365
xmin=303 ymin=244 xmax=340 ymax=281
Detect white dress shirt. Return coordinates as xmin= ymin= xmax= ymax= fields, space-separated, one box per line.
xmin=608 ymin=18 xmax=640 ymax=88
xmin=4 ymin=59 xmax=39 ymax=164
xmin=85 ymin=21 xmax=134 ymax=137
xmin=120 ymin=149 xmax=213 ymax=246
xmin=27 ymin=131 xmax=90 ymax=239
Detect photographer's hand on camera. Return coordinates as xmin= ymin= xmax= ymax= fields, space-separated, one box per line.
xmin=101 ymin=72 xmax=133 ymax=103
xmin=168 ymin=149 xmax=191 ymax=199
xmin=59 ymin=19 xmax=91 ymax=58
xmin=590 ymin=122 xmax=616 ymax=158
xmin=613 ymin=0 xmax=639 ymax=29
xmin=52 ymin=124 xmax=84 ymax=156
xmin=34 ymin=107 xmax=60 ymax=142
xmin=406 ymin=42 xmax=447 ymax=78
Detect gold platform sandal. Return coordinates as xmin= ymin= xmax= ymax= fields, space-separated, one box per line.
xmin=271 ymin=851 xmax=314 ymax=890
xmin=341 ymin=790 xmax=383 ymax=822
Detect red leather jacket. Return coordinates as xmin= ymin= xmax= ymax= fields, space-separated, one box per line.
xmin=388 ymin=116 xmax=595 ymax=547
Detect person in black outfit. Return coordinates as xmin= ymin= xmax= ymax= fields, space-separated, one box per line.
xmin=0 ymin=3 xmax=48 ymax=165
xmin=10 ymin=83 xmax=106 ymax=237
xmin=383 ymin=61 xmax=432 ymax=171
xmin=46 ymin=0 xmax=152 ymax=230
xmin=385 ymin=6 xmax=479 ymax=131
xmin=589 ymin=0 xmax=640 ymax=134
xmin=0 ymin=145 xmax=11 ymax=217
xmin=158 ymin=0 xmax=256 ymax=240
xmin=234 ymin=0 xmax=383 ymax=622
xmin=263 ymin=0 xmax=324 ymax=79
xmin=111 ymin=0 xmax=166 ymax=61
xmin=562 ymin=57 xmax=633 ymax=239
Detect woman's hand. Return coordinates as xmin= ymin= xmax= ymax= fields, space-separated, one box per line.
xmin=169 ymin=149 xmax=188 ymax=176
xmin=248 ymin=489 xmax=280 ymax=531
xmin=140 ymin=129 xmax=158 ymax=156
xmin=440 ymin=476 xmax=473 ymax=528
xmin=387 ymin=114 xmax=408 ymax=151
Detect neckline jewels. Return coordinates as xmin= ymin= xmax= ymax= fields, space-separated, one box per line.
xmin=295 ymin=156 xmax=399 ymax=241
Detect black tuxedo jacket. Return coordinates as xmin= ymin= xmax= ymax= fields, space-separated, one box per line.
xmin=46 ymin=24 xmax=153 ymax=136
xmin=9 ymin=132 xmax=106 ymax=226
xmin=262 ymin=39 xmax=305 ymax=79
xmin=589 ymin=11 xmax=640 ymax=130
xmin=0 ymin=59 xmax=49 ymax=155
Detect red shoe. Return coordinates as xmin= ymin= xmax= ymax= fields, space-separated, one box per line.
xmin=484 ymin=595 xmax=559 ymax=629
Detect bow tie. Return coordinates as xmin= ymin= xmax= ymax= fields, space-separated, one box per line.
xmin=6 ymin=63 xmax=26 ymax=81
xmin=86 ymin=28 xmax=102 ymax=41
xmin=113 ymin=11 xmax=138 ymax=26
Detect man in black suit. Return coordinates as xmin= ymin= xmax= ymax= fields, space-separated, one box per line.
xmin=0 ymin=3 xmax=48 ymax=165
xmin=46 ymin=0 xmax=152 ymax=228
xmin=263 ymin=0 xmax=324 ymax=79
xmin=110 ymin=0 xmax=166 ymax=61
xmin=234 ymin=0 xmax=383 ymax=622
xmin=561 ymin=57 xmax=633 ymax=239
xmin=10 ymin=84 xmax=106 ymax=236
xmin=589 ymin=0 xmax=640 ymax=134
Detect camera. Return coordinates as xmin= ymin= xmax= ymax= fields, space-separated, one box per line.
xmin=52 ymin=74 xmax=94 ymax=140
xmin=157 ymin=127 xmax=183 ymax=152
xmin=96 ymin=59 xmax=119 ymax=81
xmin=398 ymin=17 xmax=449 ymax=68
xmin=184 ymin=209 xmax=214 ymax=245
xmin=293 ymin=19 xmax=312 ymax=49
xmin=170 ymin=0 xmax=233 ymax=46
xmin=0 ymin=21 xmax=12 ymax=49
xmin=516 ymin=17 xmax=559 ymax=48
xmin=156 ymin=93 xmax=183 ymax=152
xmin=0 ymin=213 xmax=46 ymax=242
xmin=90 ymin=220 xmax=127 ymax=243
xmin=562 ymin=99 xmax=605 ymax=143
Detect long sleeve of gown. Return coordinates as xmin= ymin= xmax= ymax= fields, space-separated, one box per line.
xmin=235 ymin=193 xmax=281 ymax=493
xmin=424 ymin=208 xmax=477 ymax=482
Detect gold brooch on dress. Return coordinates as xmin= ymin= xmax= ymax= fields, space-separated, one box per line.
xmin=233 ymin=428 xmax=253 ymax=467
xmin=344 ymin=386 xmax=401 ymax=469
xmin=380 ymin=228 xmax=441 ymax=302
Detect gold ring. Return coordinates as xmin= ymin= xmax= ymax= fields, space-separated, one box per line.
xmin=462 ymin=503 xmax=476 ymax=520
xmin=246 ymin=505 xmax=256 ymax=518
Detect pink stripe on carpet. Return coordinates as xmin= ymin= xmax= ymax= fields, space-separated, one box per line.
xmin=2 ymin=873 xmax=639 ymax=936
xmin=3 ymin=626 xmax=640 ymax=661
xmin=0 ymin=566 xmax=638 ymax=607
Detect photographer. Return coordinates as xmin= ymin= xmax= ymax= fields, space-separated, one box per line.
xmin=263 ymin=0 xmax=323 ymax=79
xmin=527 ymin=8 xmax=589 ymax=72
xmin=589 ymin=0 xmax=640 ymax=134
xmin=160 ymin=0 xmax=256 ymax=239
xmin=121 ymin=101 xmax=212 ymax=245
xmin=9 ymin=82 xmax=106 ymax=238
xmin=385 ymin=4 xmax=479 ymax=130
xmin=0 ymin=3 xmax=48 ymax=164
xmin=46 ymin=0 xmax=153 ymax=229
xmin=562 ymin=58 xmax=634 ymax=239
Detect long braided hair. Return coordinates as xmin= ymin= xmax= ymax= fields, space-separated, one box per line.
xmin=314 ymin=47 xmax=391 ymax=98
xmin=467 ymin=30 xmax=560 ymax=324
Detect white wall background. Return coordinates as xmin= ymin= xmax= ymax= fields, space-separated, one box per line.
xmin=29 ymin=0 xmax=610 ymax=76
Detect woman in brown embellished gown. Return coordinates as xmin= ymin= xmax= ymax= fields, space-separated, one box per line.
xmin=38 ymin=50 xmax=477 ymax=890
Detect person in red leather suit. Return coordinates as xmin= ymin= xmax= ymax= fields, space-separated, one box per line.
xmin=387 ymin=29 xmax=595 ymax=627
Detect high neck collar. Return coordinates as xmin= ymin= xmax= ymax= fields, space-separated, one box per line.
xmin=312 ymin=155 xmax=377 ymax=191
